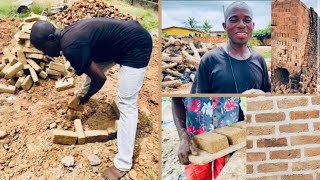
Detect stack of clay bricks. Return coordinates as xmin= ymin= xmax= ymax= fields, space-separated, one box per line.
xmin=271 ymin=0 xmax=318 ymax=94
xmin=51 ymin=0 xmax=134 ymax=28
xmin=0 ymin=14 xmax=75 ymax=94
xmin=161 ymin=36 xmax=215 ymax=89
xmin=246 ymin=96 xmax=320 ymax=179
xmin=53 ymin=119 xmax=118 ymax=145
xmin=193 ymin=121 xmax=246 ymax=154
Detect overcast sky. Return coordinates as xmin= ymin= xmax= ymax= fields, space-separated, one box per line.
xmin=162 ymin=0 xmax=319 ymax=31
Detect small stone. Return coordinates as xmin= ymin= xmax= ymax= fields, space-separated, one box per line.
xmin=3 ymin=144 xmax=9 ymax=151
xmin=50 ymin=123 xmax=57 ymax=129
xmin=61 ymin=155 xmax=74 ymax=167
xmin=8 ymin=161 xmax=14 ymax=168
xmin=0 ymin=130 xmax=7 ymax=139
xmin=88 ymin=154 xmax=101 ymax=166
xmin=129 ymin=169 xmax=137 ymax=180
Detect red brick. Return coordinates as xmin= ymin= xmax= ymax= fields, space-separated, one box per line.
xmin=247 ymin=100 xmax=273 ymax=111
xmin=257 ymin=138 xmax=287 ymax=147
xmin=282 ymin=174 xmax=313 ymax=180
xmin=247 ymin=164 xmax=253 ymax=174
xmin=279 ymin=123 xmax=309 ymax=133
xmin=277 ymin=98 xmax=308 ymax=109
xmin=247 ymin=177 xmax=277 ymax=180
xmin=291 ymin=135 xmax=320 ymax=145
xmin=247 ymin=152 xmax=266 ymax=162
xmin=247 ymin=140 xmax=253 ymax=149
xmin=257 ymin=162 xmax=288 ymax=173
xmin=269 ymin=149 xmax=300 ymax=159
xmin=311 ymin=96 xmax=320 ymax=105
xmin=314 ymin=122 xmax=320 ymax=131
xmin=290 ymin=110 xmax=319 ymax=120
xmin=247 ymin=125 xmax=275 ymax=136
xmin=246 ymin=114 xmax=252 ymax=123
xmin=292 ymin=160 xmax=320 ymax=171
xmin=305 ymin=147 xmax=320 ymax=157
xmin=255 ymin=112 xmax=286 ymax=122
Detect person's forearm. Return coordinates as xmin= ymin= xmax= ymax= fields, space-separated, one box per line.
xmin=83 ymin=78 xmax=105 ymax=100
xmin=172 ymin=97 xmax=188 ymax=140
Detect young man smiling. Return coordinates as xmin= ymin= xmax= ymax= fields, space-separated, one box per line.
xmin=191 ymin=1 xmax=271 ymax=94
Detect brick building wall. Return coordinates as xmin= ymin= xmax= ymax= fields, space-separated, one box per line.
xmin=246 ymin=96 xmax=320 ymax=179
xmin=271 ymin=0 xmax=319 ymax=94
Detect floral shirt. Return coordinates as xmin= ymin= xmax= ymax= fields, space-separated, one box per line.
xmin=184 ymin=97 xmax=241 ymax=138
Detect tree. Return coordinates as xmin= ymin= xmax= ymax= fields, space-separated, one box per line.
xmin=201 ymin=20 xmax=212 ymax=33
xmin=253 ymin=23 xmax=271 ymax=46
xmin=183 ymin=17 xmax=200 ymax=30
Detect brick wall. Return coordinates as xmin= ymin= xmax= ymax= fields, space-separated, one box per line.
xmin=271 ymin=0 xmax=319 ymax=94
xmin=246 ymin=96 xmax=320 ymax=179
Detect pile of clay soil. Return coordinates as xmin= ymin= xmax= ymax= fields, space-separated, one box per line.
xmin=0 ymin=19 xmax=20 ymax=55
xmin=0 ymin=19 xmax=160 ymax=180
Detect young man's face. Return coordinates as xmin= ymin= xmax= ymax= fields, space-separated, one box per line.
xmin=223 ymin=7 xmax=254 ymax=45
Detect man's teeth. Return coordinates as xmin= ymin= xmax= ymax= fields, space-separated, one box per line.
xmin=237 ymin=33 xmax=246 ymax=35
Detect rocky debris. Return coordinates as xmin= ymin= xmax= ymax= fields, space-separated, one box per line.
xmin=51 ymin=0 xmax=134 ymax=28
xmin=3 ymin=144 xmax=9 ymax=151
xmin=129 ymin=169 xmax=138 ymax=180
xmin=87 ymin=154 xmax=101 ymax=166
xmin=161 ymin=36 xmax=215 ymax=89
xmin=61 ymin=155 xmax=74 ymax=167
xmin=49 ymin=122 xmax=57 ymax=129
xmin=0 ymin=130 xmax=7 ymax=139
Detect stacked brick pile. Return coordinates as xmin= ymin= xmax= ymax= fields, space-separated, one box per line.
xmin=271 ymin=0 xmax=319 ymax=94
xmin=246 ymin=96 xmax=320 ymax=179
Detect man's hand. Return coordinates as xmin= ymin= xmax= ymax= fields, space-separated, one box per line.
xmin=242 ymin=89 xmax=266 ymax=94
xmin=177 ymin=130 xmax=199 ymax=165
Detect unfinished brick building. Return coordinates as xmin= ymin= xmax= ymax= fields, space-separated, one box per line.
xmin=271 ymin=0 xmax=319 ymax=94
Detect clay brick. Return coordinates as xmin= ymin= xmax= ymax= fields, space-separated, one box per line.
xmin=279 ymin=123 xmax=309 ymax=133
xmin=21 ymin=75 xmax=33 ymax=91
xmin=49 ymin=62 xmax=65 ymax=73
xmin=39 ymin=62 xmax=45 ymax=69
xmin=255 ymin=112 xmax=285 ymax=122
xmin=247 ymin=140 xmax=253 ymax=149
xmin=292 ymin=160 xmax=320 ymax=171
xmin=247 ymin=164 xmax=253 ymax=174
xmin=193 ymin=132 xmax=229 ymax=153
xmin=257 ymin=162 xmax=288 ymax=173
xmin=23 ymin=47 xmax=42 ymax=54
xmin=277 ymin=98 xmax=308 ymax=109
xmin=269 ymin=149 xmax=300 ymax=159
xmin=4 ymin=62 xmax=23 ymax=79
xmin=0 ymin=84 xmax=16 ymax=93
xmin=311 ymin=96 xmax=320 ymax=105
xmin=230 ymin=121 xmax=246 ymax=129
xmin=74 ymin=119 xmax=85 ymax=145
xmin=112 ymin=98 xmax=120 ymax=118
xmin=0 ymin=64 xmax=5 ymax=72
xmin=84 ymin=130 xmax=109 ymax=143
xmin=282 ymin=174 xmax=313 ymax=180
xmin=14 ymin=70 xmax=24 ymax=78
xmin=26 ymin=59 xmax=41 ymax=72
xmin=257 ymin=138 xmax=287 ymax=147
xmin=16 ymin=50 xmax=27 ymax=65
xmin=28 ymin=66 xmax=39 ymax=83
xmin=107 ymin=120 xmax=118 ymax=139
xmin=247 ymin=100 xmax=273 ymax=111
xmin=305 ymin=147 xmax=320 ymax=157
xmin=2 ymin=48 xmax=17 ymax=65
xmin=18 ymin=32 xmax=30 ymax=40
xmin=55 ymin=78 xmax=75 ymax=91
xmin=15 ymin=76 xmax=25 ymax=88
xmin=214 ymin=126 xmax=246 ymax=145
xmin=290 ymin=110 xmax=319 ymax=120
xmin=24 ymin=16 xmax=39 ymax=22
xmin=25 ymin=40 xmax=31 ymax=48
xmin=246 ymin=114 xmax=252 ymax=123
xmin=39 ymin=71 xmax=47 ymax=79
xmin=0 ymin=63 xmax=11 ymax=76
xmin=247 ymin=177 xmax=278 ymax=180
xmin=68 ymin=96 xmax=80 ymax=109
xmin=314 ymin=122 xmax=320 ymax=131
xmin=25 ymin=53 xmax=45 ymax=60
xmin=291 ymin=135 xmax=320 ymax=145
xmin=247 ymin=125 xmax=275 ymax=136
xmin=247 ymin=152 xmax=266 ymax=162
xmin=46 ymin=69 xmax=61 ymax=76
xmin=53 ymin=130 xmax=77 ymax=145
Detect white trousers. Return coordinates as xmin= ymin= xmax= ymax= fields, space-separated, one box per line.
xmin=79 ymin=62 xmax=146 ymax=171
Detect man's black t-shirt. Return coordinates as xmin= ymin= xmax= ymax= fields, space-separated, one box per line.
xmin=191 ymin=47 xmax=271 ymax=93
xmin=60 ymin=18 xmax=153 ymax=75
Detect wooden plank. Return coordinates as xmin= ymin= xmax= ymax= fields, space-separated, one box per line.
xmin=189 ymin=141 xmax=246 ymax=165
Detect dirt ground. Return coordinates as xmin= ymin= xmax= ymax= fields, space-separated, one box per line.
xmin=0 ymin=18 xmax=160 ymax=180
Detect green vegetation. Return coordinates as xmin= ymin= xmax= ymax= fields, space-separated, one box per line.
xmin=253 ymin=23 xmax=271 ymax=46
xmin=106 ymin=0 xmax=158 ymax=32
xmin=261 ymin=49 xmax=271 ymax=59
xmin=0 ymin=0 xmax=50 ymax=18
xmin=183 ymin=17 xmax=213 ymax=33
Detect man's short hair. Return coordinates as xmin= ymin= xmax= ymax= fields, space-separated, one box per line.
xmin=30 ymin=21 xmax=56 ymax=49
xmin=224 ymin=1 xmax=253 ymax=22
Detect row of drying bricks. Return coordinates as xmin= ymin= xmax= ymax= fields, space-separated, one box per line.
xmin=194 ymin=121 xmax=246 ymax=153
xmin=53 ymin=119 xmax=118 ymax=145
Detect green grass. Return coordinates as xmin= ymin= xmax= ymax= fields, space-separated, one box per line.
xmin=261 ymin=50 xmax=271 ymax=59
xmin=106 ymin=0 xmax=158 ymax=32
xmin=0 ymin=0 xmax=50 ymax=19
